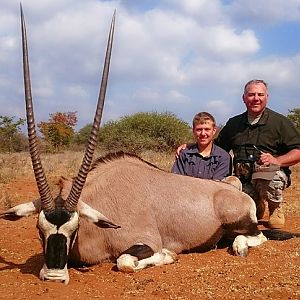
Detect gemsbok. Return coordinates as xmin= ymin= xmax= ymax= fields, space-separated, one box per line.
xmin=1 ymin=6 xmax=298 ymax=285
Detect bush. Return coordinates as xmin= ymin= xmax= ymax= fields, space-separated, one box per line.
xmin=98 ymin=112 xmax=193 ymax=153
xmin=38 ymin=112 xmax=77 ymax=153
xmin=72 ymin=123 xmax=93 ymax=146
xmin=287 ymin=108 xmax=300 ymax=132
xmin=0 ymin=116 xmax=26 ymax=153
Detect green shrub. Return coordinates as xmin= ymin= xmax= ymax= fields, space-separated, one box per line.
xmin=73 ymin=123 xmax=93 ymax=145
xmin=98 ymin=111 xmax=193 ymax=153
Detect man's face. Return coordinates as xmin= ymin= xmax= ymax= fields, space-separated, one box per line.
xmin=193 ymin=121 xmax=216 ymax=147
xmin=243 ymin=83 xmax=268 ymax=116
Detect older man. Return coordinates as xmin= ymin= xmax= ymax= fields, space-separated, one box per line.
xmin=215 ymin=79 xmax=300 ymax=228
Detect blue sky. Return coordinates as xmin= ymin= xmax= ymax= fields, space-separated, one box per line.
xmin=1 ymin=0 xmax=300 ymax=130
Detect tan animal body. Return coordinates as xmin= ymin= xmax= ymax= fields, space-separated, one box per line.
xmin=63 ymin=152 xmax=260 ymax=265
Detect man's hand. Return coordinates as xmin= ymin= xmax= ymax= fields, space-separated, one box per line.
xmin=176 ymin=143 xmax=187 ymax=158
xmin=259 ymin=152 xmax=280 ymax=166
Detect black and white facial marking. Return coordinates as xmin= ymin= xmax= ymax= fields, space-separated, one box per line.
xmin=38 ymin=200 xmax=79 ymax=284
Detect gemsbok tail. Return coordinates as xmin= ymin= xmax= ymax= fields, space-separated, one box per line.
xmin=262 ymin=229 xmax=300 ymax=241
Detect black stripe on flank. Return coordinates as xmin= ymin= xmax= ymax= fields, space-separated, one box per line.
xmin=120 ymin=244 xmax=154 ymax=260
xmin=222 ymin=215 xmax=259 ymax=235
xmin=182 ymin=227 xmax=225 ymax=254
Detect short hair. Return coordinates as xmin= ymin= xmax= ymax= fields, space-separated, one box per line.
xmin=193 ymin=112 xmax=216 ymax=128
xmin=243 ymin=79 xmax=268 ymax=94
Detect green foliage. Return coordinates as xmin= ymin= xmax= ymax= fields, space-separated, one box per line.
xmin=287 ymin=108 xmax=300 ymax=132
xmin=38 ymin=112 xmax=77 ymax=152
xmin=98 ymin=112 xmax=193 ymax=153
xmin=0 ymin=116 xmax=26 ymax=153
xmin=73 ymin=123 xmax=93 ymax=145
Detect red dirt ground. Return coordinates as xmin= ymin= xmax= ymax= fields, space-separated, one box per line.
xmin=0 ymin=176 xmax=299 ymax=300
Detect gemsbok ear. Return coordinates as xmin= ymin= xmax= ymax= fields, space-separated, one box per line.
xmin=78 ymin=201 xmax=121 ymax=229
xmin=0 ymin=199 xmax=41 ymax=220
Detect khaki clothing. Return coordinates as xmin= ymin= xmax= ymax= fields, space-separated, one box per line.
xmin=243 ymin=170 xmax=288 ymax=204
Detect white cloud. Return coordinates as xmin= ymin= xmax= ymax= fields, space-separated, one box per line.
xmin=0 ymin=0 xmax=299 ymax=130
xmin=133 ymin=88 xmax=161 ymax=103
xmin=164 ymin=0 xmax=225 ymax=24
xmin=167 ymin=90 xmax=190 ymax=104
xmin=192 ymin=26 xmax=259 ymax=60
xmin=64 ymin=85 xmax=89 ymax=99
xmin=206 ymin=99 xmax=231 ymax=114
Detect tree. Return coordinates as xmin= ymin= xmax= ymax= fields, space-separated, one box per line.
xmin=287 ymin=108 xmax=300 ymax=132
xmin=38 ymin=111 xmax=77 ymax=152
xmin=98 ymin=111 xmax=193 ymax=153
xmin=0 ymin=116 xmax=26 ymax=152
xmin=73 ymin=123 xmax=93 ymax=145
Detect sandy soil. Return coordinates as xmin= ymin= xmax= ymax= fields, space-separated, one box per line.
xmin=0 ymin=174 xmax=299 ymax=300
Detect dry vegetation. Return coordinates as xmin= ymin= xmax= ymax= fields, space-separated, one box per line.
xmin=0 ymin=151 xmax=299 ymax=299
xmin=0 ymin=151 xmax=175 ymax=209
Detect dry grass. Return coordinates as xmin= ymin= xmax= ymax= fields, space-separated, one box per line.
xmin=0 ymin=153 xmax=32 ymax=183
xmin=140 ymin=150 xmax=175 ymax=171
xmin=284 ymin=164 xmax=300 ymax=214
xmin=0 ymin=151 xmax=175 ymax=209
xmin=0 ymin=151 xmax=299 ymax=214
xmin=0 ymin=150 xmax=175 ymax=183
xmin=0 ymin=151 xmax=85 ymax=208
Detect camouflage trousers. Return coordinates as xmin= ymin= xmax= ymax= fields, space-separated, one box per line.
xmin=242 ymin=170 xmax=288 ymax=204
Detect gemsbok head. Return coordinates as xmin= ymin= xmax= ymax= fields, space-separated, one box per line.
xmin=0 ymin=5 xmax=119 ymax=284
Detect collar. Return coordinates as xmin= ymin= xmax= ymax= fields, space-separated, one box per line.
xmin=186 ymin=143 xmax=221 ymax=158
xmin=243 ymin=107 xmax=269 ymax=126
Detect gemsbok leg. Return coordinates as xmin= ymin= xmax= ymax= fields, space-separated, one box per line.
xmin=116 ymin=244 xmax=177 ymax=272
xmin=232 ymin=232 xmax=267 ymax=257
